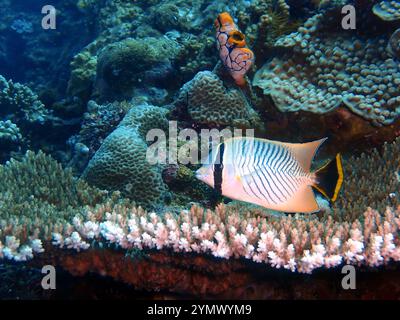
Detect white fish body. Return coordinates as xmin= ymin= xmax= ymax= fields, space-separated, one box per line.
xmin=196 ymin=137 xmax=342 ymax=214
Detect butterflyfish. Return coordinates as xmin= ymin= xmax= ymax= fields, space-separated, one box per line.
xmin=196 ymin=137 xmax=344 ymax=213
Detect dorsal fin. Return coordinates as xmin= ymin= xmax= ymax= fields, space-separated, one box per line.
xmin=279 ymin=138 xmax=327 ymax=172
xmin=223 ymin=137 xmax=327 ymax=173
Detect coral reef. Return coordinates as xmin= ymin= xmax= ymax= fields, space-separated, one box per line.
xmin=254 ymin=13 xmax=400 ymax=126
xmin=333 ymin=137 xmax=400 ymax=221
xmin=373 ymin=1 xmax=400 ymax=21
xmin=0 ymin=120 xmax=22 ymax=146
xmin=0 ymin=75 xmax=49 ymax=126
xmin=0 ymin=150 xmax=121 ymax=261
xmin=82 ymin=105 xmax=170 ymax=209
xmin=95 ymin=37 xmax=181 ymax=98
xmin=387 ymin=28 xmax=400 ymax=59
xmin=174 ymin=71 xmax=262 ymax=129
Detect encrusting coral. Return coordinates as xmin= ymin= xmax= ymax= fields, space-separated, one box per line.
xmin=253 ymin=13 xmax=400 ymax=126
xmin=373 ymin=0 xmax=400 ymax=21
xmin=82 ymin=104 xmax=170 ymax=209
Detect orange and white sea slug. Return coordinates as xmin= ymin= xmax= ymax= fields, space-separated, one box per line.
xmin=214 ymin=12 xmax=255 ymax=86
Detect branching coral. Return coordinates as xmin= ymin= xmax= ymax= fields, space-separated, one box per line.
xmin=0 ymin=120 xmax=21 ymax=145
xmin=0 ymin=75 xmax=49 ymax=126
xmin=0 ymin=150 xmax=121 ymax=261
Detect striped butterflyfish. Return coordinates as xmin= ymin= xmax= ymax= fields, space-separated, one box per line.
xmin=195 ymin=137 xmax=344 ymax=213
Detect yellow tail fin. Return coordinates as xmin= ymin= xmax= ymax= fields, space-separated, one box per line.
xmin=313 ymin=154 xmax=344 ymax=202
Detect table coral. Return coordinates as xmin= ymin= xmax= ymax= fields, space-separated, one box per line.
xmin=254 ymin=13 xmax=400 ymax=126
xmin=174 ymin=71 xmax=262 ymax=129
xmin=0 ymin=150 xmax=121 ymax=261
xmin=82 ymin=105 xmax=170 ymax=209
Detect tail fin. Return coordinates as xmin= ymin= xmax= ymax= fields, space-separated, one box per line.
xmin=313 ymin=154 xmax=344 ymax=202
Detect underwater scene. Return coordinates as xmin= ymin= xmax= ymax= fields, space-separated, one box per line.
xmin=0 ymin=0 xmax=400 ymax=302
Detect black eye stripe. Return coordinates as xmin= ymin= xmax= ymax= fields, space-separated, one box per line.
xmin=213 ymin=143 xmax=225 ymax=194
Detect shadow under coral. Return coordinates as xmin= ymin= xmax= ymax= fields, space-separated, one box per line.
xmin=2 ymin=246 xmax=398 ymax=300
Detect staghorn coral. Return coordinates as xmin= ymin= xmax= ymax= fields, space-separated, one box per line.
xmin=174 ymin=71 xmax=262 ymax=129
xmin=0 ymin=150 xmax=121 ymax=261
xmin=253 ymin=13 xmax=400 ymax=126
xmin=0 ymin=75 xmax=49 ymax=126
xmin=373 ymin=1 xmax=400 ymax=21
xmin=82 ymin=104 xmax=170 ymax=209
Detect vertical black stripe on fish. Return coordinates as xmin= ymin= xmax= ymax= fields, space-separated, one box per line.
xmin=213 ymin=143 xmax=225 ymax=194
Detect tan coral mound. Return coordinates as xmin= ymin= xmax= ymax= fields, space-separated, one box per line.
xmin=254 ymin=14 xmax=400 ymax=126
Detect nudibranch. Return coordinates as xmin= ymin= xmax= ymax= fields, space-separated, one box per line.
xmin=214 ymin=12 xmax=254 ymax=86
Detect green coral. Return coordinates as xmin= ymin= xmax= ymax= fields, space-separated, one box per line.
xmin=67 ymin=50 xmax=97 ymax=100
xmin=82 ymin=105 xmax=170 ymax=209
xmin=96 ymin=37 xmax=181 ymax=94
xmin=0 ymin=75 xmax=49 ymax=125
xmin=0 ymin=120 xmax=22 ymax=145
xmin=0 ymin=150 xmax=120 ymax=244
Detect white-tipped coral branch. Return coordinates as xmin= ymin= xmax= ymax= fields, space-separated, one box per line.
xmin=45 ymin=203 xmax=400 ymax=274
